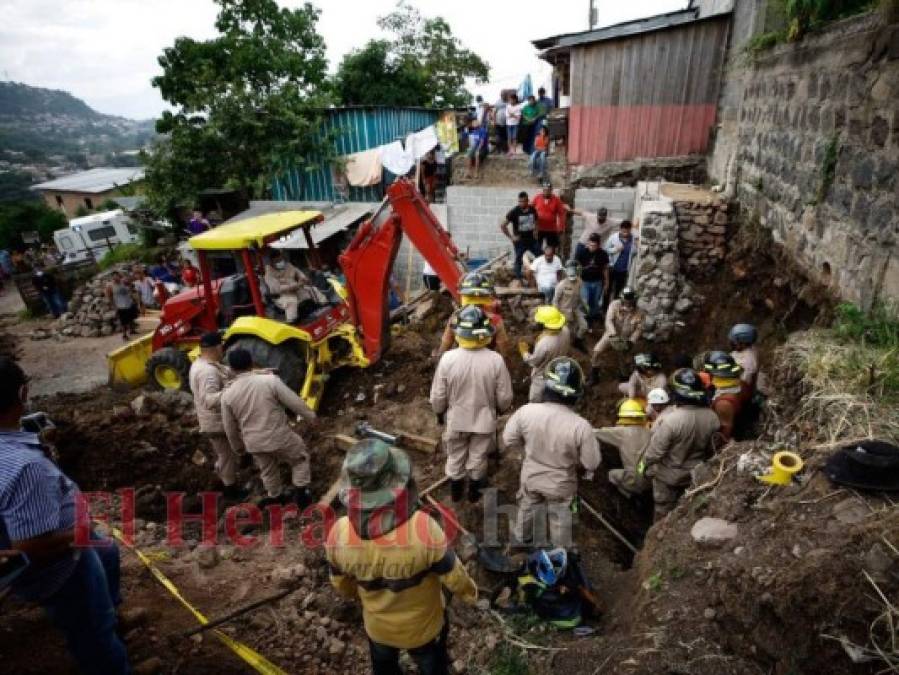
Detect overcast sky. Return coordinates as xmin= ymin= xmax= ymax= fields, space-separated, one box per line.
xmin=0 ymin=0 xmax=686 ymax=120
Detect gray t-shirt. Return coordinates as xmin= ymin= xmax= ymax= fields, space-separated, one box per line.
xmin=110 ymin=281 xmax=135 ymax=310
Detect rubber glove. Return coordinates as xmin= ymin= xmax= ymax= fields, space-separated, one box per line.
xmin=636 ymin=459 xmax=646 ymax=476
xmin=517 ymin=340 xmax=530 ymax=359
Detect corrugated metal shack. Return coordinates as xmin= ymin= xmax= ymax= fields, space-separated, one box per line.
xmin=272 ymin=106 xmax=440 ymax=203
xmin=533 ymin=5 xmax=731 ymax=166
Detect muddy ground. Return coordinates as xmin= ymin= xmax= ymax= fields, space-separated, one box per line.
xmin=1 ymin=223 xmax=895 ymax=675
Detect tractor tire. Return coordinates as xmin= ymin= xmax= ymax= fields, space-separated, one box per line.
xmin=227 ymin=337 xmax=306 ymax=393
xmin=146 ymin=347 xmax=191 ymax=392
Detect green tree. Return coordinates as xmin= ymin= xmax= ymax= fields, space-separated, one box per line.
xmin=0 ymin=201 xmax=67 ymax=250
xmin=145 ymin=0 xmax=332 ymax=215
xmin=333 ymin=1 xmax=490 ymax=108
xmin=333 ymin=41 xmax=429 ymax=106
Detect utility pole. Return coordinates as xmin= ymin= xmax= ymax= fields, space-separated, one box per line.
xmin=589 ymin=0 xmax=598 ymax=29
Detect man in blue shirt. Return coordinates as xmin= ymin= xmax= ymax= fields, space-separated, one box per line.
xmin=536 ymin=87 xmax=554 ymax=129
xmin=464 ymin=117 xmax=488 ymax=181
xmin=605 ymin=220 xmax=638 ymax=300
xmin=0 ymin=357 xmax=130 ymax=674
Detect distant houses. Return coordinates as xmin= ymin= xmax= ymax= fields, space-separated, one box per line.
xmin=32 ymin=167 xmax=145 ymax=217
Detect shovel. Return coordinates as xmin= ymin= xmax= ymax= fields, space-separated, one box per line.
xmin=423 ymin=495 xmax=517 ymax=572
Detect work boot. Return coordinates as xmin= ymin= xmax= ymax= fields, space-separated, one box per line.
xmin=291 ymin=486 xmax=314 ymax=510
xmin=467 ymin=478 xmax=484 ymax=503
xmin=223 ymin=484 xmax=250 ymax=503
xmin=585 ymin=367 xmax=601 ymax=386
xmin=450 ymin=479 xmax=465 ymax=503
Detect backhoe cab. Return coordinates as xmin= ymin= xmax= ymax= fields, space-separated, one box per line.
xmin=108 ymin=179 xmax=465 ymax=410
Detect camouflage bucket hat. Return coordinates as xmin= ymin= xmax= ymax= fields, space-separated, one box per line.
xmin=338 ymin=438 xmax=415 ymax=511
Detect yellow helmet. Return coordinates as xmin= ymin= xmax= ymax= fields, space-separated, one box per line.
xmin=534 ymin=305 xmax=566 ymax=331
xmin=617 ymin=398 xmax=647 ymax=422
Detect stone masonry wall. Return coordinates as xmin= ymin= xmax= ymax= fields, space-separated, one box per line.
xmin=635 ymin=199 xmax=696 ymax=342
xmin=729 ymin=12 xmax=899 ymax=308
xmin=676 ymin=199 xmax=732 ymax=280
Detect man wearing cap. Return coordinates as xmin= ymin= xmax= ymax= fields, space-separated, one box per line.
xmin=594 ymin=399 xmax=652 ymax=499
xmin=552 ymin=259 xmax=588 ymax=352
xmin=588 ymin=287 xmax=644 ymax=385
xmin=532 ymin=183 xmax=571 ymax=250
xmin=326 ymin=439 xmax=478 ymax=675
xmin=220 ymin=348 xmax=317 ymax=508
xmin=263 ymin=249 xmax=327 ymax=324
xmin=431 ymin=306 xmax=513 ymax=503
xmin=189 ymin=332 xmax=246 ymax=501
xmin=503 ymin=357 xmax=600 ymax=547
xmin=519 ymin=305 xmax=570 ymax=403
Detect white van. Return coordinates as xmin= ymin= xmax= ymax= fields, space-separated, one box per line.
xmin=54 ymin=210 xmax=141 ymax=264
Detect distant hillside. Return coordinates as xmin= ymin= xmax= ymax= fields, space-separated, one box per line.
xmin=0 ymin=81 xmax=104 ymax=119
xmin=0 ymin=81 xmax=156 ymax=202
xmin=0 ymin=81 xmax=156 ymax=160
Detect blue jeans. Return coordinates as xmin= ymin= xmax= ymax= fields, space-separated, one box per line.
xmin=369 ymin=621 xmax=449 ymax=675
xmin=539 ymin=285 xmax=556 ymax=304
xmin=513 ymin=238 xmax=540 ymax=279
xmin=529 ymin=151 xmax=547 ymax=177
xmin=41 ymin=290 xmax=67 ymax=318
xmin=581 ymin=280 xmax=604 ymax=320
xmin=42 ymin=539 xmax=130 ymax=675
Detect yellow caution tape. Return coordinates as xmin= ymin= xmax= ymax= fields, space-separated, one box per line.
xmin=111 ymin=528 xmax=287 ymax=675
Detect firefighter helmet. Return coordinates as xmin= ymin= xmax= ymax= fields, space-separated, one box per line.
xmin=670 ymin=368 xmax=708 ymax=404
xmin=701 ymin=350 xmax=744 ymax=378
xmin=534 ymin=305 xmax=566 ymax=331
xmin=543 ymin=357 xmax=584 ymax=402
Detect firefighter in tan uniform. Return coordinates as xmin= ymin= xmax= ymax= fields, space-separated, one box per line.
xmin=263 ymin=249 xmax=327 ymax=323
xmin=188 ymin=331 xmax=246 ymax=501
xmin=519 ymin=305 xmax=571 ymax=403
xmin=637 ymin=368 xmax=720 ymax=519
xmin=702 ymin=351 xmax=750 ymax=441
xmin=729 ymin=323 xmax=760 ymax=393
xmin=221 ymin=347 xmax=317 ymax=508
xmin=588 ymin=287 xmax=644 ymax=385
xmin=552 ymin=260 xmax=588 ymax=352
xmin=503 ymin=357 xmax=601 ymax=548
xmin=431 ymin=306 xmax=514 ymax=503
xmin=618 ymin=352 xmax=667 ymax=402
xmin=594 ymin=399 xmax=652 ymax=499
xmin=434 ymin=272 xmax=510 ymax=357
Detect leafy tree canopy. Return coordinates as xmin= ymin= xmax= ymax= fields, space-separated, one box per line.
xmin=145 ymin=0 xmax=332 ymax=216
xmin=334 ymin=1 xmax=489 ymax=108
xmin=0 ymin=201 xmax=67 ymax=250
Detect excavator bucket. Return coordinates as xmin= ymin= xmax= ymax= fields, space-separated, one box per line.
xmin=107 ymin=334 xmax=153 ymax=388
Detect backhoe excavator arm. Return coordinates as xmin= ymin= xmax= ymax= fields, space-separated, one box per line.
xmin=339 ymin=179 xmax=463 ymax=363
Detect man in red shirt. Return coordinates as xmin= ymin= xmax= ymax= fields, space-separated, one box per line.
xmin=532 ymin=182 xmax=571 ymax=250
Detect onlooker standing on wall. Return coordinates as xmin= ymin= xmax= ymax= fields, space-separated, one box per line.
xmin=530 ymin=245 xmax=563 ymax=303
xmin=500 ymin=192 xmax=540 ymax=280
xmin=492 ymin=92 xmax=508 ymax=154
xmin=572 ymin=207 xmax=619 ymax=260
xmin=536 ymin=87 xmax=554 ymax=128
xmin=463 ymin=118 xmax=487 ymax=181
xmin=520 ymin=95 xmax=540 ymax=154
xmin=420 ymin=150 xmax=438 ymax=203
xmin=529 ymin=127 xmax=550 ymax=182
xmin=532 ymin=182 xmax=571 ymax=250
xmin=506 ymin=94 xmax=522 ymax=156
xmin=575 ymin=233 xmax=610 ymax=323
xmin=605 ymin=220 xmax=639 ymax=300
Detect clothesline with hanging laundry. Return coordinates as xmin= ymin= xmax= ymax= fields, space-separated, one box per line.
xmin=340 ymin=113 xmax=459 ymax=187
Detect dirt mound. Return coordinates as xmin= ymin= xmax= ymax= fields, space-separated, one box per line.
xmin=551 ymin=440 xmax=899 ymax=675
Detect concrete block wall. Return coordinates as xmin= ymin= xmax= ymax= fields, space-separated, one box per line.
xmin=572 ymin=188 xmax=636 ymax=243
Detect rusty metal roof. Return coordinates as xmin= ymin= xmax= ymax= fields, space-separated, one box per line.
xmin=533 ymin=6 xmax=730 ymax=54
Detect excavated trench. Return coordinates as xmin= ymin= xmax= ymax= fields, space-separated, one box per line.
xmin=1 ymin=219 xmax=843 ymax=674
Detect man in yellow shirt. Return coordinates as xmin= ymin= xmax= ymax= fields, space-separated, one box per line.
xmin=326 ymin=439 xmax=478 ymax=674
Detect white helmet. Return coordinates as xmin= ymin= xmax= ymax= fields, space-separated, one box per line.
xmin=647 ymin=388 xmax=670 ymax=406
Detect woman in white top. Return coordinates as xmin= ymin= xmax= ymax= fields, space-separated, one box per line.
xmin=505 ymin=93 xmax=523 ymax=156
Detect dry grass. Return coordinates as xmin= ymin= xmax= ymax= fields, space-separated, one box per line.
xmin=774 ymin=328 xmax=899 ymax=444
